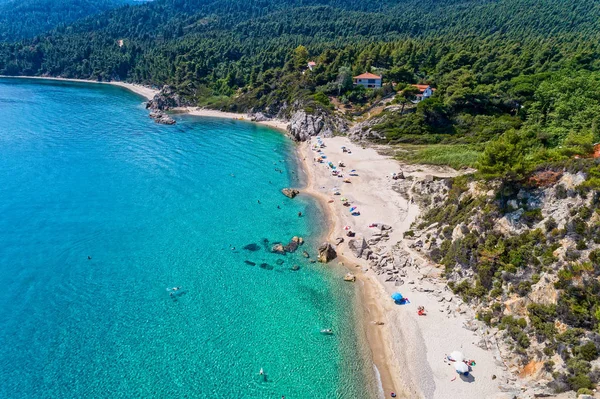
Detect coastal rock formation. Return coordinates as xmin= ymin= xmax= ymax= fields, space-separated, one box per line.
xmin=149 ymin=110 xmax=176 ymax=125
xmin=281 ymin=188 xmax=300 ymax=198
xmin=348 ymin=115 xmax=386 ymax=141
xmin=146 ymin=85 xmax=187 ymax=111
xmin=317 ymin=242 xmax=336 ymax=263
xmin=348 ymin=237 xmax=368 ymax=258
xmin=287 ymin=109 xmax=348 ymax=141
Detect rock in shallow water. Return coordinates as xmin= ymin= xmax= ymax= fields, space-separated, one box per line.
xmin=281 ymin=188 xmax=300 ymax=198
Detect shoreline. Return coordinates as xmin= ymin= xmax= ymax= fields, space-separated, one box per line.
xmin=0 ymin=76 xmax=291 ymax=132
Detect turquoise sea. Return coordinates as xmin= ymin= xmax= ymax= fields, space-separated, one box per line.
xmin=0 ymin=78 xmax=376 ymax=398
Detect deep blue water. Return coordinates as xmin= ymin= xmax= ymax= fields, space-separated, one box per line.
xmin=0 ymin=78 xmax=375 ymax=398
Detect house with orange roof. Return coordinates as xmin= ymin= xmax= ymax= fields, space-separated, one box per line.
xmin=307 ymin=61 xmax=317 ymax=71
xmin=353 ymin=72 xmax=382 ymax=89
xmin=412 ymin=84 xmax=436 ymax=102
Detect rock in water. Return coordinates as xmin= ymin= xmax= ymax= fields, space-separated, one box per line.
xmin=317 ymin=242 xmax=337 ymax=263
xmin=244 ymin=260 xmax=256 ymax=266
xmin=148 ymin=110 xmax=176 ymax=125
xmin=291 ymin=265 xmax=300 ymax=271
xmin=284 ymin=236 xmax=302 ymax=253
xmin=243 ymin=243 xmax=261 ymax=252
xmin=281 ymin=188 xmax=300 ymax=198
xmin=276 ymin=259 xmax=284 ymax=265
xmin=271 ymin=243 xmax=286 ymax=254
xmin=302 ymin=250 xmax=310 ymax=258
xmin=259 ymin=263 xmax=273 ymax=270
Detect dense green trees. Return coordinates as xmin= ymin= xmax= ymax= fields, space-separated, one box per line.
xmin=0 ymin=0 xmax=133 ymax=41
xmin=2 ymin=0 xmax=600 ymax=176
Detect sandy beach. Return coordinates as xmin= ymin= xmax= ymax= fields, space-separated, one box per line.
xmin=298 ymin=137 xmax=516 ymax=399
xmin=180 ymin=107 xmax=289 ymax=132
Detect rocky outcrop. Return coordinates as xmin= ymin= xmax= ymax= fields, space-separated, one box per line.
xmin=146 ymin=85 xmax=187 ymax=111
xmin=281 ymin=188 xmax=299 ymax=198
xmin=348 ymin=237 xmax=368 ymax=258
xmin=348 ymin=115 xmax=386 ymax=141
xmin=149 ymin=110 xmax=176 ymax=125
xmin=317 ymin=242 xmax=337 ymax=263
xmin=287 ymin=109 xmax=348 ymax=141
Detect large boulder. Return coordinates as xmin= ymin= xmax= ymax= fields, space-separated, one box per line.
xmin=287 ymin=109 xmax=348 ymax=142
xmin=348 ymin=238 xmax=368 ymax=258
xmin=317 ymin=242 xmax=337 ymax=263
xmin=281 ymin=188 xmax=300 ymax=198
xmin=146 ymin=85 xmax=187 ymax=110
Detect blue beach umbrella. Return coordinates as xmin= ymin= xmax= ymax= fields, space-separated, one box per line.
xmin=391 ymin=292 xmax=403 ymax=302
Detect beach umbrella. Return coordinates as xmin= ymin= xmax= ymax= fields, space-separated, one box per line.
xmin=344 ymin=226 xmax=351 ymax=230
xmin=391 ymin=292 xmax=403 ymax=302
xmin=449 ymin=351 xmax=465 ymax=362
xmin=454 ymin=362 xmax=469 ymax=374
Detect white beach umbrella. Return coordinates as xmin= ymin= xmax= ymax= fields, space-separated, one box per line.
xmin=449 ymin=351 xmax=464 ymax=362
xmin=454 ymin=362 xmax=469 ymax=374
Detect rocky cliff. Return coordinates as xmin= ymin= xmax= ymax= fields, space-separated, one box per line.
xmin=146 ymin=85 xmax=188 ymax=110
xmin=404 ymin=165 xmax=600 ymax=396
xmin=287 ymin=109 xmax=348 ymax=141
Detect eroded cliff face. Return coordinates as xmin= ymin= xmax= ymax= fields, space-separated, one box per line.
xmin=405 ymin=169 xmax=600 ymax=395
xmin=146 ymin=85 xmax=188 ymax=110
xmin=287 ymin=109 xmax=348 ymax=141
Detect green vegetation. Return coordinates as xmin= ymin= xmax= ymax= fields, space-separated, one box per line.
xmin=394 ymin=144 xmax=481 ymax=169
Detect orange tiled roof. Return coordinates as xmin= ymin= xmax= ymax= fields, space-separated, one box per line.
xmin=354 ymin=72 xmax=382 ymax=79
xmin=412 ymin=84 xmax=436 ymax=92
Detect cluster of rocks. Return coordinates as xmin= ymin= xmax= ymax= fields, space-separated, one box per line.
xmin=145 ymin=85 xmax=187 ymax=111
xmin=271 ymin=236 xmax=304 ymax=254
xmin=149 ymin=110 xmax=176 ymax=125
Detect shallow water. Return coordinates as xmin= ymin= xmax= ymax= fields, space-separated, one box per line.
xmin=0 ymin=78 xmax=376 ymax=398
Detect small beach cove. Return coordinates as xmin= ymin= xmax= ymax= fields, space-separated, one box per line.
xmin=1 ymin=75 xmax=516 ymax=398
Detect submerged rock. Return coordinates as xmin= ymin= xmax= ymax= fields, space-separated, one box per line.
xmin=259 ymin=263 xmax=274 ymax=270
xmin=302 ymin=250 xmax=310 ymax=258
xmin=276 ymin=259 xmax=284 ymax=265
xmin=291 ymin=265 xmax=300 ymax=271
xmin=281 ymin=188 xmax=300 ymax=198
xmin=243 ymin=243 xmax=261 ymax=252
xmin=317 ymin=242 xmax=337 ymax=263
xmin=244 ymin=260 xmax=256 ymax=266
